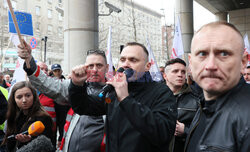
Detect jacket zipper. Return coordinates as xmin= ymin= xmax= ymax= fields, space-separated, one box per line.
xmin=184 ymin=104 xmax=202 ymax=152
xmin=177 ymin=107 xmax=197 ymax=111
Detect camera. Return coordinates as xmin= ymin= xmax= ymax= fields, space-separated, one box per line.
xmin=105 ymin=2 xmax=121 ymax=13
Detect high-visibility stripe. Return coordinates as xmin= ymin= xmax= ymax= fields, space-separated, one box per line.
xmin=66 ymin=115 xmax=72 ymax=122
xmin=44 ymin=106 xmax=55 ymax=112
xmin=100 ymin=133 xmax=106 ymax=152
xmin=60 ymin=108 xmax=74 ymax=150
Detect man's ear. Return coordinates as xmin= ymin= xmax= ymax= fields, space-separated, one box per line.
xmin=106 ymin=64 xmax=109 ymax=73
xmin=163 ymin=72 xmax=168 ymax=82
xmin=188 ymin=53 xmax=192 ymax=66
xmin=241 ymin=51 xmax=248 ymax=74
xmin=145 ymin=62 xmax=151 ymax=71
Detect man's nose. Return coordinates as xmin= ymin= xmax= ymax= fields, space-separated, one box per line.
xmin=205 ymin=55 xmax=217 ymax=71
xmin=121 ymin=60 xmax=131 ymax=69
xmin=177 ymin=71 xmax=183 ymax=77
xmin=92 ymin=66 xmax=98 ymax=72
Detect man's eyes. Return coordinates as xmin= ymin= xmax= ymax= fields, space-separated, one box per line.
xmin=197 ymin=51 xmax=207 ymax=57
xmin=219 ymin=51 xmax=229 ymax=56
xmin=130 ymin=58 xmax=137 ymax=62
xmin=120 ymin=58 xmax=125 ymax=62
xmin=196 ymin=51 xmax=229 ymax=57
xmin=96 ymin=64 xmax=103 ymax=68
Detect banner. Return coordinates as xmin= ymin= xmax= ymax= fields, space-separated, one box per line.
xmin=146 ymin=39 xmax=163 ymax=82
xmin=106 ymin=26 xmax=114 ymax=80
xmin=8 ymin=57 xmax=27 ymax=97
xmin=171 ymin=16 xmax=184 ymax=59
xmin=243 ymin=33 xmax=250 ymax=66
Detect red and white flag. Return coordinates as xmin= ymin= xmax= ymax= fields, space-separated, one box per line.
xmin=244 ymin=33 xmax=250 ymax=66
xmin=146 ymin=39 xmax=163 ymax=82
xmin=106 ymin=26 xmax=114 ymax=80
xmin=7 ymin=34 xmax=27 ymax=97
xmin=171 ymin=16 xmax=184 ymax=59
xmin=8 ymin=57 xmax=26 ymax=98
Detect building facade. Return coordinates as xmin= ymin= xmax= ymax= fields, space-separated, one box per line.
xmin=0 ymin=0 xmax=64 ymax=71
xmin=99 ymin=0 xmax=164 ymax=66
xmin=0 ymin=0 xmax=165 ymax=71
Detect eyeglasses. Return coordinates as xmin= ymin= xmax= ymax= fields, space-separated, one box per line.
xmin=87 ymin=49 xmax=106 ymax=57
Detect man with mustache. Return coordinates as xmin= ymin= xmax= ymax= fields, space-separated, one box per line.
xmin=185 ymin=21 xmax=250 ymax=152
xmin=164 ymin=58 xmax=199 ymax=152
xmin=69 ymin=42 xmax=177 ymax=152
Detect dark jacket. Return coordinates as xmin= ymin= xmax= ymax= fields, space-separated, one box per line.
xmin=170 ymin=84 xmax=199 ymax=152
xmin=185 ymin=77 xmax=250 ymax=152
xmin=0 ymin=80 xmax=9 ymax=89
xmin=69 ymin=72 xmax=177 ymax=152
xmin=67 ymin=82 xmax=104 ymax=152
xmin=7 ymin=112 xmax=54 ymax=152
xmin=0 ymin=89 xmax=7 ymax=125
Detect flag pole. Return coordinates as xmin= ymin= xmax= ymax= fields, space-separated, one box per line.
xmin=7 ymin=0 xmax=30 ymax=68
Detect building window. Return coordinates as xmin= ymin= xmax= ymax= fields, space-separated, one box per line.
xmin=48 ymin=0 xmax=52 ymax=4
xmin=36 ymin=22 xmax=40 ymax=30
xmin=35 ymin=6 xmax=40 ymax=16
xmin=12 ymin=1 xmax=17 ymax=9
xmin=48 ymin=25 xmax=53 ymax=33
xmin=58 ymin=0 xmax=62 ymax=4
xmin=48 ymin=9 xmax=52 ymax=18
xmin=58 ymin=27 xmax=63 ymax=37
xmin=58 ymin=13 xmax=62 ymax=21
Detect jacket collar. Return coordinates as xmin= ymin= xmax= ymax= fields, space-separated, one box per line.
xmin=175 ymin=83 xmax=191 ymax=96
xmin=201 ymin=77 xmax=245 ymax=116
xmin=128 ymin=71 xmax=153 ymax=92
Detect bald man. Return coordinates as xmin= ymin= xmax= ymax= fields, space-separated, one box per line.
xmin=185 ymin=21 xmax=250 ymax=152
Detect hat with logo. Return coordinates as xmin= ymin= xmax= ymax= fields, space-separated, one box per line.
xmin=51 ymin=64 xmax=61 ymax=71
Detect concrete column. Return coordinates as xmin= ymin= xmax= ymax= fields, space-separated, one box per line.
xmin=64 ymin=0 xmax=99 ymax=74
xmin=215 ymin=12 xmax=228 ymax=21
xmin=175 ymin=0 xmax=193 ymax=63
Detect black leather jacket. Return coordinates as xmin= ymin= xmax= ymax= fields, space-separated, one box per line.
xmin=175 ymin=84 xmax=200 ymax=136
xmin=171 ymin=84 xmax=200 ymax=152
xmin=185 ymin=77 xmax=250 ymax=152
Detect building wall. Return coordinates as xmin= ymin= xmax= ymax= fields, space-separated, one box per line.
xmin=0 ymin=0 xmax=64 ymax=71
xmin=99 ymin=0 xmax=163 ymax=66
xmin=229 ymin=8 xmax=250 ymax=37
xmin=1 ymin=0 xmax=164 ymax=71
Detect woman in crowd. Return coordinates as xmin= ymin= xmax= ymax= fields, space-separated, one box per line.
xmin=2 ymin=81 xmax=54 ymax=151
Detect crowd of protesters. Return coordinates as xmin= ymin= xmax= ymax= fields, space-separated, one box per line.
xmin=0 ymin=21 xmax=249 ymax=152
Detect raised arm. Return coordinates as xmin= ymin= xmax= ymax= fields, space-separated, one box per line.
xmin=17 ymin=40 xmax=69 ymax=105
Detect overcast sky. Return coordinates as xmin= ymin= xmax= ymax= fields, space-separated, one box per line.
xmin=134 ymin=0 xmax=216 ymax=30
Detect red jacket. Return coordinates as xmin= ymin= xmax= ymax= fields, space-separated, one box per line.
xmin=39 ymin=94 xmax=56 ymax=131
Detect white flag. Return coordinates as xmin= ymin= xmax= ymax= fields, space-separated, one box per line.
xmin=146 ymin=39 xmax=163 ymax=82
xmin=171 ymin=16 xmax=184 ymax=59
xmin=106 ymin=26 xmax=114 ymax=80
xmin=244 ymin=33 xmax=250 ymax=66
xmin=8 ymin=57 xmax=27 ymax=98
xmin=10 ymin=34 xmax=26 ymax=48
